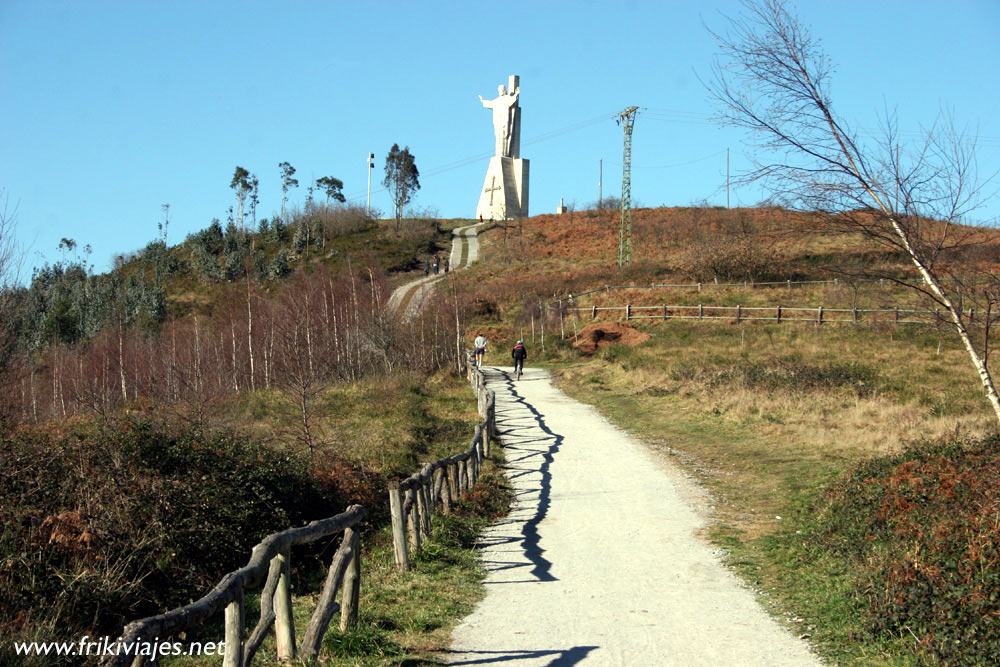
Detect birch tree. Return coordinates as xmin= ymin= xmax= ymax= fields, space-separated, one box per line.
xmin=708 ymin=0 xmax=1000 ymax=424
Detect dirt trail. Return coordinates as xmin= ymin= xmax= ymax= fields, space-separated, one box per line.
xmin=444 ymin=367 xmax=822 ymax=666
xmin=386 ymin=221 xmax=482 ymax=320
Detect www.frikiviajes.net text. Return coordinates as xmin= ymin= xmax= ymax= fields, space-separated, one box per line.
xmin=12 ymin=636 xmax=225 ymax=659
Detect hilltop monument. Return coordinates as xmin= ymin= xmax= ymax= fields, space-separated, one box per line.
xmin=476 ymin=75 xmax=529 ymax=220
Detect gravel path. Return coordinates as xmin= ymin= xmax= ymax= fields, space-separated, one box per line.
xmin=444 ymin=366 xmax=823 ymax=666
xmin=386 ymin=221 xmax=482 ymax=320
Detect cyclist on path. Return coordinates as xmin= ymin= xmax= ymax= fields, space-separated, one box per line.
xmin=511 ymin=339 xmax=526 ymax=378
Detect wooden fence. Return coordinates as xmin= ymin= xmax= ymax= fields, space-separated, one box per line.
xmin=388 ymin=359 xmax=496 ymax=571
xmin=548 ymin=277 xmax=987 ymax=307
xmin=550 ymin=278 xmax=847 ymax=306
xmin=99 ymin=355 xmax=497 ymax=667
xmin=100 ymin=505 xmax=366 ymax=667
xmin=566 ymin=302 xmax=976 ymax=327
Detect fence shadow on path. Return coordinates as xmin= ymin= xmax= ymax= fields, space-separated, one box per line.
xmin=474 ymin=367 xmax=560 ymax=584
xmin=437 ymin=645 xmax=599 ymax=665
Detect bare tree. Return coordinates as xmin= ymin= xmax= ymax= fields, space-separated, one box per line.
xmin=0 ymin=190 xmax=23 ymax=422
xmin=708 ymin=0 xmax=1000 ymax=423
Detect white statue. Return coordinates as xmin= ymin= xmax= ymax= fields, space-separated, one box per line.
xmin=479 ymin=83 xmax=520 ymax=158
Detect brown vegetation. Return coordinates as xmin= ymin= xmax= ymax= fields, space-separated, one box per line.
xmin=571 ymin=322 xmax=650 ymax=355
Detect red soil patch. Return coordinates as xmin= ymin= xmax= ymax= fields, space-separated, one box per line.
xmin=572 ymin=322 xmax=650 ymax=355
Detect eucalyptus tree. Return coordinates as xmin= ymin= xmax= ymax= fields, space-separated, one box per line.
xmin=383 ymin=144 xmax=420 ymax=231
xmin=279 ymin=161 xmax=298 ymax=222
xmin=230 ymin=166 xmax=252 ymax=231
xmin=315 ymin=176 xmax=346 ymax=204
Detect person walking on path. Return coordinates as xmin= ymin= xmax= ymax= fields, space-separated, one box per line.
xmin=424 ymin=260 xmax=430 ymax=277
xmin=511 ymin=339 xmax=526 ymax=379
xmin=473 ymin=333 xmax=487 ymax=367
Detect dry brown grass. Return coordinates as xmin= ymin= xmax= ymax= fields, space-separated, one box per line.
xmin=550 ymin=319 xmax=996 ymax=544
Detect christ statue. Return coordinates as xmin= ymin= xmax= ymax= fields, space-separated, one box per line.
xmin=479 ymin=83 xmax=520 ymax=158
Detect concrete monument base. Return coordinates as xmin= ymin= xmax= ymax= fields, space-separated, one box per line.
xmin=477 ymin=156 xmax=529 ymax=220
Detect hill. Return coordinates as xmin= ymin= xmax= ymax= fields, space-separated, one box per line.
xmin=3 ymin=201 xmax=999 ymax=664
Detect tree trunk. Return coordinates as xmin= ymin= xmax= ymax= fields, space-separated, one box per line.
xmin=118 ymin=320 xmax=127 ymax=403
xmin=246 ymin=273 xmax=256 ymax=392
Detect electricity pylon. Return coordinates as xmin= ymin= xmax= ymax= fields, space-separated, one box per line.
xmin=616 ymin=106 xmax=639 ymax=267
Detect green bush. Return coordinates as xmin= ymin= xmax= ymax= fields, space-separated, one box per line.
xmin=815 ymin=436 xmax=1000 ymax=663
xmin=0 ymin=418 xmax=345 ymax=653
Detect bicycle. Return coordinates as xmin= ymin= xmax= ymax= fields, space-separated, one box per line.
xmin=514 ymin=358 xmax=523 ymax=381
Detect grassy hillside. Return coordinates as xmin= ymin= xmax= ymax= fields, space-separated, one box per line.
xmin=0 ymin=208 xmax=499 ymax=665
xmin=4 ymin=201 xmax=999 ymax=664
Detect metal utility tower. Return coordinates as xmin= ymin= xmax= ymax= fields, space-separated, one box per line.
xmin=616 ymin=106 xmax=639 ymax=267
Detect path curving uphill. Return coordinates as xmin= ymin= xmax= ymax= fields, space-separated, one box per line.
xmin=444 ymin=367 xmax=822 ymax=666
xmin=387 ymin=221 xmax=484 ymax=321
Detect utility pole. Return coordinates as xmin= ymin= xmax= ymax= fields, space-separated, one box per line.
xmin=366 ymin=152 xmax=375 ymax=217
xmin=616 ymin=106 xmax=639 ymax=267
xmin=599 ymin=158 xmax=603 ymax=208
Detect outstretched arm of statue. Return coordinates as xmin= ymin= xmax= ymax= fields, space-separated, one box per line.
xmin=479 ymin=95 xmax=493 ymax=108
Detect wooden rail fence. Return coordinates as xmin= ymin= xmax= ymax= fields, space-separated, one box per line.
xmin=566 ymin=302 xmax=977 ymax=327
xmin=99 ymin=355 xmax=497 ymax=666
xmin=388 ymin=358 xmax=497 ymax=571
xmin=548 ymin=277 xmax=989 ymax=307
xmin=100 ymin=505 xmax=366 ymax=667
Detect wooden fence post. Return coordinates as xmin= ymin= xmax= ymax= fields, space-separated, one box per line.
xmin=817 ymin=306 xmax=824 ymax=326
xmin=736 ymin=304 xmax=742 ymax=323
xmin=436 ymin=468 xmax=451 ymax=514
xmin=447 ymin=462 xmax=459 ymax=500
xmin=243 ymin=557 xmax=282 ymax=665
xmin=592 ymin=305 xmax=597 ymax=319
xmin=301 ymin=528 xmax=356 ymax=658
xmin=273 ymin=546 xmax=296 ymax=660
xmin=777 ymin=305 xmax=782 ymax=323
xmin=405 ymin=488 xmax=421 ymax=552
xmin=699 ymin=304 xmax=704 ymax=319
xmin=415 ymin=477 xmax=430 ymax=540
xmin=222 ymin=581 xmax=244 ymax=667
xmin=388 ymin=482 xmax=409 ymax=571
xmin=339 ymin=529 xmax=361 ymax=632
xmin=662 ymin=304 xmax=667 ymax=320
xmin=626 ymin=304 xmax=631 ymax=321
xmin=894 ymin=306 xmax=899 ymax=325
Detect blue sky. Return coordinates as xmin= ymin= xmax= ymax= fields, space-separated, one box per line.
xmin=3 ymin=1 xmax=999 ymax=275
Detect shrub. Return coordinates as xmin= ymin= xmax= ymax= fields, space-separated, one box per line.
xmin=815 ymin=437 xmax=1000 ymax=663
xmin=0 ymin=418 xmax=345 ymax=651
xmin=711 ymin=360 xmax=880 ymax=397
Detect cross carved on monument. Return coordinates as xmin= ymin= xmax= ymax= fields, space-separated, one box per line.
xmin=484 ymin=176 xmax=502 ymax=205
